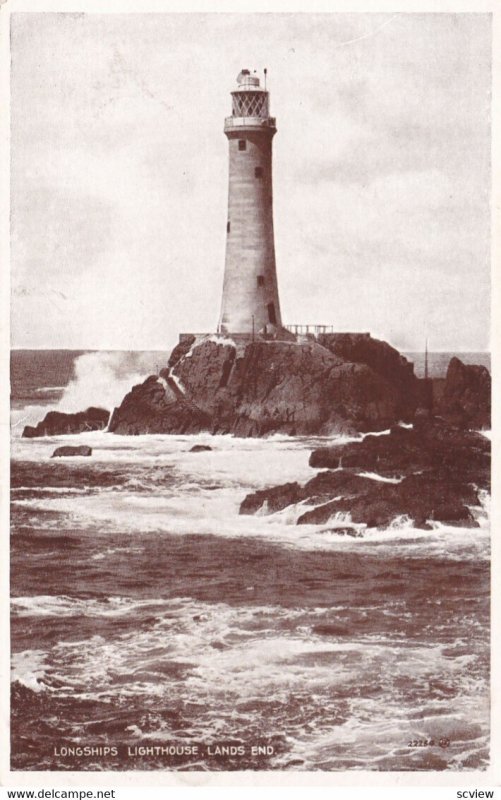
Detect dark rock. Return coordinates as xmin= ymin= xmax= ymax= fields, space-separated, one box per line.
xmin=413 ymin=407 xmax=433 ymax=430
xmin=303 ymin=469 xmax=376 ymax=497
xmin=309 ymin=446 xmax=346 ymax=471
xmin=165 ymin=335 xmax=196 ymax=370
xmin=240 ymin=482 xmax=303 ymax=515
xmin=323 ymin=528 xmax=364 ymax=538
xmin=240 ymin=417 xmax=489 ymax=529
xmin=108 ymin=342 xmax=491 ymax=440
xmin=317 ymin=332 xmax=417 ymax=419
xmin=298 ymin=467 xmax=480 ymax=529
xmin=326 ymin=470 xmax=478 ymax=529
xmin=297 ymin=500 xmax=344 ymax=525
xmin=23 ymin=407 xmax=109 ymax=438
xmin=437 ymin=357 xmax=490 ymax=429
xmin=51 ymin=445 xmax=92 ymax=458
xmin=309 ymin=417 xmax=490 ymax=487
xmin=108 ymin=375 xmax=211 ymax=435
xmin=110 ymin=335 xmax=424 ymax=437
xmin=189 ymin=444 xmax=212 ymax=452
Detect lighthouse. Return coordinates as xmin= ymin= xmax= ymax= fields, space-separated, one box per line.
xmin=218 ymin=69 xmax=284 ymax=337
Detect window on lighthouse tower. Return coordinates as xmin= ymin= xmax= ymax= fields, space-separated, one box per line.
xmin=267 ymin=303 xmax=277 ymax=325
xmin=238 ymin=140 xmax=246 ymax=151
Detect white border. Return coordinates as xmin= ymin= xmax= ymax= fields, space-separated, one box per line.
xmin=0 ymin=0 xmax=499 ymax=790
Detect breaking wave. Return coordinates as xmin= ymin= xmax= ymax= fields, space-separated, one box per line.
xmin=11 ymin=432 xmax=490 ymax=560
xmin=57 ymin=351 xmax=163 ymax=414
xmin=10 ymin=596 xmax=489 ymax=770
xmin=10 ymin=351 xmax=166 ymax=434
xmin=10 ymin=349 xmax=491 ymax=772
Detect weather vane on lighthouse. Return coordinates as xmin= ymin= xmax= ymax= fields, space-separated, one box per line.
xmin=218 ymin=68 xmax=288 ymax=339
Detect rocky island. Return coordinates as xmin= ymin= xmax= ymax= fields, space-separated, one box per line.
xmin=240 ymin=411 xmax=490 ymax=530
xmin=106 ymin=333 xmax=428 ymax=437
xmin=21 ymin=332 xmax=490 ymax=533
xmin=23 ymin=407 xmax=109 ymax=438
xmin=22 ymin=334 xmax=490 ymax=442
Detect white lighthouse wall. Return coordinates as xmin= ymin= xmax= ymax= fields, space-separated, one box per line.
xmin=218 ymin=131 xmax=283 ymax=335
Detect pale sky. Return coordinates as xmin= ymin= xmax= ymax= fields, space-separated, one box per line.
xmin=10 ymin=12 xmax=491 ymax=352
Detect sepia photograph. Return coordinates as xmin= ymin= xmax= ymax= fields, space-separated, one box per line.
xmin=7 ymin=9 xmax=493 ymax=777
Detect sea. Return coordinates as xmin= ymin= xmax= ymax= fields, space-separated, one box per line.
xmin=10 ymin=349 xmax=491 ymax=772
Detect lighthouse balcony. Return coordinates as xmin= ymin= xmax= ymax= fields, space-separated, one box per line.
xmin=224 ymin=116 xmax=276 ymax=132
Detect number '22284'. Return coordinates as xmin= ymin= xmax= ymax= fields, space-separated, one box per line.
xmin=407 ymin=738 xmax=450 ymax=748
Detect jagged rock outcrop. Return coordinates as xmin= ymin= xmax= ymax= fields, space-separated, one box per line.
xmin=239 ymin=415 xmax=490 ymax=529
xmin=240 ymin=481 xmax=304 ymax=515
xmin=22 ymin=407 xmax=109 ymax=438
xmin=318 ymin=332 xmax=416 ymax=405
xmin=309 ymin=413 xmax=490 ymax=486
xmin=165 ymin=335 xmax=196 ymax=370
xmin=51 ymin=445 xmax=92 ymax=458
xmin=436 ymin=356 xmax=490 ymax=429
xmin=108 ymin=335 xmax=421 ymax=437
xmin=295 ymin=470 xmax=480 ymax=528
xmin=107 ymin=375 xmax=211 ymax=435
xmin=22 ymin=343 xmax=491 ymax=445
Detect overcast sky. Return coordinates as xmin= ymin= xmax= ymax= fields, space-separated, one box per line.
xmin=10 ymin=12 xmax=491 ymax=352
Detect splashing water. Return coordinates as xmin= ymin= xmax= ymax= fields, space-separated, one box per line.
xmin=10 ymin=351 xmax=167 ymax=433
xmin=9 ymin=350 xmax=491 ymax=772
xmin=57 ymin=351 xmax=164 ymax=413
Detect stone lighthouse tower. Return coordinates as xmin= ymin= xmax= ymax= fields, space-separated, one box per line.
xmin=218 ymin=69 xmax=283 ymax=337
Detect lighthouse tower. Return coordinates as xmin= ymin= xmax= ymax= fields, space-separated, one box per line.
xmin=218 ymin=69 xmax=283 ymax=337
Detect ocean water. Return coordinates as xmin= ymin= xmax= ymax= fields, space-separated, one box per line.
xmin=10 ymin=350 xmax=490 ymax=772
